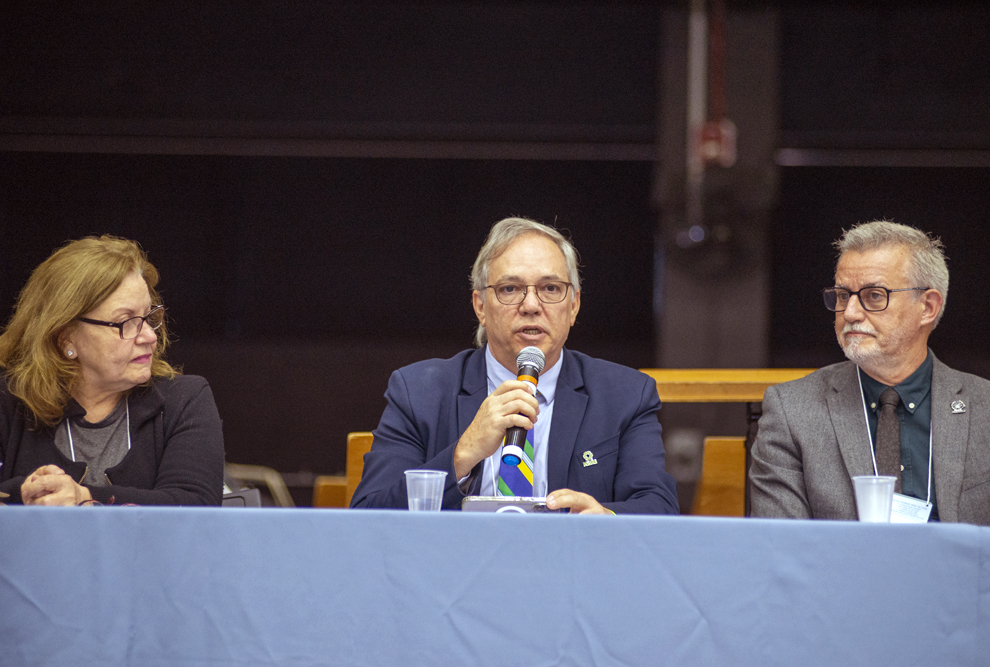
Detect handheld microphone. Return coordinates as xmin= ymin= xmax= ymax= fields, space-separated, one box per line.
xmin=501 ymin=346 xmax=546 ymax=465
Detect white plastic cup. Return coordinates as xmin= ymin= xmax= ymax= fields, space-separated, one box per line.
xmin=852 ymin=475 xmax=896 ymax=522
xmin=404 ymin=470 xmax=447 ymax=511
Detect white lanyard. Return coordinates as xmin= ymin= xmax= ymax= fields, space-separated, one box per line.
xmin=65 ymin=397 xmax=132 ymax=463
xmin=856 ymin=371 xmax=932 ymax=503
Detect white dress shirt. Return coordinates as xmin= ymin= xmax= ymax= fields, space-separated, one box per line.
xmin=477 ymin=345 xmax=561 ymax=496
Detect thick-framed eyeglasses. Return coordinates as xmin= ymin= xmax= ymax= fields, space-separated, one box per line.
xmin=823 ymin=287 xmax=929 ymax=313
xmin=486 ymin=281 xmax=572 ymax=305
xmin=78 ymin=305 xmax=165 ymax=340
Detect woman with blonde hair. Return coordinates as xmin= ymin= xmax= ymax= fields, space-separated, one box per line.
xmin=0 ymin=236 xmax=224 ymax=505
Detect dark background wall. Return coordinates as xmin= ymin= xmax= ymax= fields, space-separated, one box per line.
xmin=0 ymin=153 xmax=658 ymax=480
xmin=771 ymin=167 xmax=990 ymax=373
xmin=772 ymin=2 xmax=990 ymax=374
xmin=2 ymin=2 xmax=989 ymax=496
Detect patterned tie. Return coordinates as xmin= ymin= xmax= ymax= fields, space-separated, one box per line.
xmin=497 ymin=431 xmax=534 ymax=496
xmin=876 ymin=387 xmax=902 ymax=494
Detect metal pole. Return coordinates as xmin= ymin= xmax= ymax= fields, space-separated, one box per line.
xmin=685 ymin=0 xmax=708 ymax=230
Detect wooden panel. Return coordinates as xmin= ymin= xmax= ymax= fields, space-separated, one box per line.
xmin=312 ymin=475 xmax=347 ymax=508
xmin=691 ymin=437 xmax=746 ymax=517
xmin=346 ymin=432 xmax=375 ymax=507
xmin=640 ymin=369 xmax=815 ymax=402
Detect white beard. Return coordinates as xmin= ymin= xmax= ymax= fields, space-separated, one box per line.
xmin=838 ymin=323 xmax=881 ymax=365
xmin=837 ymin=321 xmax=912 ymax=372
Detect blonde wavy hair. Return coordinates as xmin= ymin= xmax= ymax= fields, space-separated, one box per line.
xmin=0 ymin=235 xmax=177 ymax=427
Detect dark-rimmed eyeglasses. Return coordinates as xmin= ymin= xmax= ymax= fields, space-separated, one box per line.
xmin=823 ymin=287 xmax=929 ymax=313
xmin=485 ymin=281 xmax=572 ymax=305
xmin=78 ymin=305 xmax=165 ymax=340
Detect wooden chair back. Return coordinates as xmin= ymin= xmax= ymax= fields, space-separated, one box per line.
xmin=691 ymin=437 xmax=746 ymax=516
xmin=346 ymin=431 xmax=374 ymax=507
xmin=311 ymin=475 xmax=347 ymax=508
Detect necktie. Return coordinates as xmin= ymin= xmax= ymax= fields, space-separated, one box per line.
xmin=876 ymin=387 xmax=902 ymax=493
xmin=497 ymin=431 xmax=534 ymax=496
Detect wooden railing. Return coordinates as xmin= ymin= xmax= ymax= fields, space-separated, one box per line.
xmin=640 ymin=368 xmax=816 ymax=516
xmin=640 ymin=369 xmax=815 ymax=403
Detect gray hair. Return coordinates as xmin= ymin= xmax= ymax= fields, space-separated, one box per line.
xmin=834 ymin=220 xmax=949 ymax=328
xmin=471 ymin=217 xmax=581 ymax=347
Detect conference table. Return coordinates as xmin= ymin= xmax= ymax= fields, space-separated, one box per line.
xmin=2 ymin=507 xmax=988 ymax=666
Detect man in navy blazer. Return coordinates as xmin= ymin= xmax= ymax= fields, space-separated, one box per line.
xmin=351 ymin=217 xmax=678 ymax=514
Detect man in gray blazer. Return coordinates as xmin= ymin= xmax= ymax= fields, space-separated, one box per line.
xmin=750 ymin=220 xmax=990 ymax=525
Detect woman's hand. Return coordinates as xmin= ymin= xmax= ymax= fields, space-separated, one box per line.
xmin=21 ymin=465 xmax=93 ymax=506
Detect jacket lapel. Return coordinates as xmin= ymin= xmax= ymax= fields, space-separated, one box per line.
xmin=930 ymin=356 xmax=967 ymax=523
xmin=828 ymin=363 xmax=876 ymax=478
xmin=457 ymin=348 xmax=488 ymax=438
xmin=547 ymin=350 xmax=588 ymax=492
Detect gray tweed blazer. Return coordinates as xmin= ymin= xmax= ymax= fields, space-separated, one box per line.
xmin=750 ymin=354 xmax=990 ymax=525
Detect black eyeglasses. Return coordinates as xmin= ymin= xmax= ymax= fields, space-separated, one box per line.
xmin=823 ymin=287 xmax=929 ymax=313
xmin=485 ymin=281 xmax=572 ymax=305
xmin=78 ymin=305 xmax=165 ymax=340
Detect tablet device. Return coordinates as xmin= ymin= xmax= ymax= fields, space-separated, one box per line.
xmin=461 ymin=496 xmax=568 ymax=513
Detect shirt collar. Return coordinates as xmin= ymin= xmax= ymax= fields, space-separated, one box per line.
xmin=859 ymin=348 xmax=933 ymax=415
xmin=484 ymin=345 xmax=561 ymax=406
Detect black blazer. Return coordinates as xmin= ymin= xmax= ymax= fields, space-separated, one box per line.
xmin=0 ymin=375 xmax=224 ymax=505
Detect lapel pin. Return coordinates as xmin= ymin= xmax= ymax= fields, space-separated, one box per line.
xmin=950 ymin=399 xmax=966 ymax=414
xmin=581 ymin=450 xmax=598 ymax=467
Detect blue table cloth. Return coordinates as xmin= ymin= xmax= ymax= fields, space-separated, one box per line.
xmin=2 ymin=507 xmax=988 ymax=666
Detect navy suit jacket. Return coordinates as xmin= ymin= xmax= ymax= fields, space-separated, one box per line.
xmin=351 ymin=347 xmax=679 ymax=514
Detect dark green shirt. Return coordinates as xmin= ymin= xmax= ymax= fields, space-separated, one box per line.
xmin=859 ymin=349 xmax=937 ymax=521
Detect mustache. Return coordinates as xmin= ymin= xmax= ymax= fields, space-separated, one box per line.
xmin=841 ymin=323 xmax=876 ymax=336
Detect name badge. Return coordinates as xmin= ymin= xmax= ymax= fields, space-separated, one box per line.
xmin=889 ymin=493 xmax=932 ymax=523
